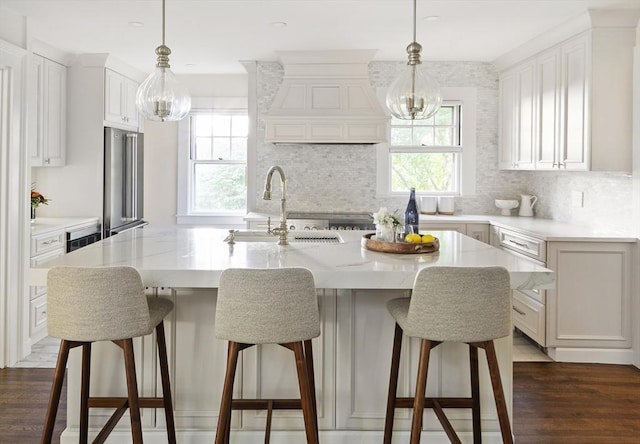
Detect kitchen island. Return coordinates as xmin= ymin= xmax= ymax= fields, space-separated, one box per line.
xmin=30 ymin=226 xmax=553 ymax=444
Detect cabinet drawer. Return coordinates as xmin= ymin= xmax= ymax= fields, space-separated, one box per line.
xmin=31 ymin=231 xmax=65 ymax=256
xmin=513 ymin=290 xmax=546 ymax=346
xmin=497 ymin=228 xmax=546 ymax=262
xmin=30 ymin=294 xmax=48 ymax=337
xmin=30 ymin=247 xmax=65 ymax=299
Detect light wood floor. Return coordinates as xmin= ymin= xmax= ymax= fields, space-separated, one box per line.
xmin=1 ymin=362 xmax=638 ymax=443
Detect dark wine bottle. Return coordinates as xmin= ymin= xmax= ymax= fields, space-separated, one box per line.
xmin=405 ymin=187 xmax=419 ymax=235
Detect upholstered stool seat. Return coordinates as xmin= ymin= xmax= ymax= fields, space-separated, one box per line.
xmin=383 ymin=266 xmax=514 ymax=444
xmin=41 ymin=266 xmax=176 ymax=444
xmin=214 ymin=267 xmax=321 ymax=444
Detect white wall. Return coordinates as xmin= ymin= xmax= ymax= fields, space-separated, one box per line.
xmin=0 ymin=7 xmax=27 ymax=49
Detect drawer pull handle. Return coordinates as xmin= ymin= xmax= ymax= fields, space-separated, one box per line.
xmin=513 ymin=306 xmax=526 ymax=316
xmin=508 ymin=239 xmax=529 ymax=248
xmin=41 ymin=240 xmax=58 ymax=245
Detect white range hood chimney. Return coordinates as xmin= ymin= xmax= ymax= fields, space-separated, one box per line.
xmin=264 ymin=50 xmax=389 ymax=144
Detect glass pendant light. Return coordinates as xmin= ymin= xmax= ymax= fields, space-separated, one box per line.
xmin=136 ymin=0 xmax=191 ymax=122
xmin=386 ymin=0 xmax=442 ymax=120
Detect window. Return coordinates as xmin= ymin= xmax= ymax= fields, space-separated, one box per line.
xmin=178 ymin=97 xmax=248 ymax=224
xmin=377 ymin=87 xmax=477 ymax=197
xmin=390 ymin=105 xmax=460 ymax=193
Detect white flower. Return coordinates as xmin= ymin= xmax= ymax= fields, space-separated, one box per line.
xmin=372 ymin=207 xmax=401 ymax=227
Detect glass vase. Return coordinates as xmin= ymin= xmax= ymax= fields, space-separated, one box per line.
xmin=376 ymin=224 xmax=395 ymax=242
xmin=30 ymin=206 xmax=36 ymax=223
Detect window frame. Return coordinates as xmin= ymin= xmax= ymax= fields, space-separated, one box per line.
xmin=177 ymin=97 xmax=248 ymax=225
xmin=376 ymin=87 xmax=477 ymax=197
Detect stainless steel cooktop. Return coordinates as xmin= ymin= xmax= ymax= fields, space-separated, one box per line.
xmin=286 ymin=211 xmax=374 ymax=231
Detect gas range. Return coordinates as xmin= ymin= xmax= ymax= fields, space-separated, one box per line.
xmin=286 ymin=212 xmax=375 ymax=231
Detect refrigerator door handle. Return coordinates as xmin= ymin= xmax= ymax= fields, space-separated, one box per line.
xmin=124 ymin=133 xmax=137 ymax=220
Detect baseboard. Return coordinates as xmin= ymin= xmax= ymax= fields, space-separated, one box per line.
xmin=547 ymin=347 xmax=634 ymax=364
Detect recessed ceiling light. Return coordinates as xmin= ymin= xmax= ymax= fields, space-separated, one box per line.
xmin=129 ymin=21 xmax=145 ymax=28
xmin=423 ymin=16 xmax=440 ymax=21
xmin=270 ymin=21 xmax=287 ymax=29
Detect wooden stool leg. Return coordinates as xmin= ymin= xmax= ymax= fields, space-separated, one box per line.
xmin=80 ymin=343 xmax=92 ymax=444
xmin=410 ymin=339 xmax=432 ymax=444
xmin=121 ymin=339 xmax=143 ymax=444
xmin=303 ymin=339 xmax=319 ymax=440
xmin=155 ymin=321 xmax=176 ymax=444
xmin=384 ymin=322 xmax=403 ymax=444
xmin=41 ymin=340 xmax=71 ymax=444
xmin=293 ymin=341 xmax=319 ymax=444
xmin=215 ymin=341 xmax=241 ymax=444
xmin=484 ymin=341 xmax=514 ymax=444
xmin=469 ymin=344 xmax=481 ymax=444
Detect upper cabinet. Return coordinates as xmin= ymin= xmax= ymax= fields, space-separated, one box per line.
xmin=29 ymin=54 xmax=67 ymax=167
xmin=499 ymin=17 xmax=637 ymax=172
xmin=104 ymin=69 xmax=139 ymax=130
xmin=499 ymin=60 xmax=536 ymax=170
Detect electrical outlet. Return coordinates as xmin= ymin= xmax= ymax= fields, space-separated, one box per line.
xmin=571 ymin=191 xmax=584 ymax=208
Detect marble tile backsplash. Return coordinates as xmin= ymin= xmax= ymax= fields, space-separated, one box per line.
xmin=253 ymin=60 xmax=633 ymax=233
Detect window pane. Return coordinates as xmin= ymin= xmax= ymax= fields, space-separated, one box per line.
xmin=213 ymin=115 xmax=231 ymax=136
xmin=391 ymin=116 xmax=412 ymax=126
xmin=193 ymin=164 xmax=246 ymax=212
xmin=212 ymin=137 xmax=231 ymax=159
xmin=435 ymin=107 xmax=453 ymax=125
xmin=232 ymin=115 xmax=248 ymax=136
xmin=413 ymin=127 xmax=434 ymax=146
xmin=231 ymin=138 xmax=247 ymax=160
xmin=194 ymin=115 xmax=212 ymax=137
xmin=194 ymin=137 xmax=212 ymax=160
xmin=435 ymin=127 xmax=453 ymax=145
xmin=391 ymin=127 xmax=412 ymax=145
xmin=391 ymin=152 xmax=456 ymax=192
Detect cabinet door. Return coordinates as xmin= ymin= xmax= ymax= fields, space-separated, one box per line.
xmin=498 ymin=72 xmax=517 ymax=169
xmin=43 ymin=60 xmax=67 ymax=166
xmin=28 ymin=55 xmax=45 ymax=166
xmin=560 ymin=36 xmax=589 ymax=170
xmin=104 ymin=69 xmax=125 ymax=124
xmin=124 ymin=77 xmax=139 ymax=128
xmin=515 ymin=61 xmax=536 ymax=169
xmin=465 ymin=223 xmax=489 ymax=244
xmin=536 ymin=48 xmax=560 ymax=169
xmin=546 ymin=242 xmax=632 ymax=348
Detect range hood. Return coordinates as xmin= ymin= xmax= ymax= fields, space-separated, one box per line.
xmin=264 ymin=50 xmax=389 ymax=144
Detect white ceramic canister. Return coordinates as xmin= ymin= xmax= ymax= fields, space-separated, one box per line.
xmin=437 ymin=196 xmax=455 ymax=215
xmin=420 ymin=196 xmax=438 ymax=215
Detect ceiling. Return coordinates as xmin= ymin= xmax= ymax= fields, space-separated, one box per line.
xmin=1 ymin=0 xmax=639 ymax=74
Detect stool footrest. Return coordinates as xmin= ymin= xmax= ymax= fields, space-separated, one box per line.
xmin=394 ymin=397 xmax=474 ymax=409
xmin=231 ymin=399 xmax=303 ymax=410
xmin=88 ymin=397 xmax=166 ymax=409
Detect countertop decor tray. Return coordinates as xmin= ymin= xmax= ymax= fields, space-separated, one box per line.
xmin=362 ymin=233 xmax=439 ymax=254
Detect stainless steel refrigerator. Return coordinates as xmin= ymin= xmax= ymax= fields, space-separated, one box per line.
xmin=103 ymin=127 xmax=146 ymax=238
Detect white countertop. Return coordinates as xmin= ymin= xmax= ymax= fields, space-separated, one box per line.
xmin=31 ymin=217 xmax=100 ymax=236
xmin=29 ymin=225 xmax=553 ymax=290
xmin=246 ymin=212 xmax=637 ymax=242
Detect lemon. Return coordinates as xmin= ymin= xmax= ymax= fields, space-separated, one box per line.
xmin=421 ymin=234 xmax=436 ymax=243
xmin=404 ymin=233 xmax=422 ymax=243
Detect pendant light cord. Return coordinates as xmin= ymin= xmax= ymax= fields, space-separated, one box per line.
xmin=412 ymin=0 xmax=417 ymax=43
xmin=162 ymin=0 xmax=166 ymax=46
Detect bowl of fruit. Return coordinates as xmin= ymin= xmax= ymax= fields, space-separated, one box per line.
xmin=362 ymin=232 xmax=439 ymax=254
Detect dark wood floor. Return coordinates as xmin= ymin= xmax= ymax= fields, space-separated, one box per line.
xmin=1 ymin=362 xmax=638 ymax=443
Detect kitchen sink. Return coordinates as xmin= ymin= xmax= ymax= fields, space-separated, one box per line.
xmin=225 ymin=230 xmax=343 ymax=244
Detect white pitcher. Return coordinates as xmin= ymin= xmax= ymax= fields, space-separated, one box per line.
xmin=519 ymin=194 xmax=537 ymax=217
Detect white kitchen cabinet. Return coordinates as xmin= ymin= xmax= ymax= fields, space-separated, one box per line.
xmin=501 ymin=23 xmax=636 ymax=172
xmin=104 ymin=68 xmax=139 ymax=130
xmin=28 ymin=54 xmax=67 ymax=167
xmin=420 ymin=221 xmax=489 ymax=244
xmin=546 ymin=241 xmax=633 ymax=350
xmin=498 ymin=59 xmax=536 ymax=170
xmin=29 ymin=229 xmax=65 ymax=343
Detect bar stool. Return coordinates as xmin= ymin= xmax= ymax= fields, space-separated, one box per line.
xmin=214 ymin=267 xmax=320 ymax=444
xmin=41 ymin=266 xmax=176 ymax=444
xmin=383 ymin=266 xmax=513 ymax=444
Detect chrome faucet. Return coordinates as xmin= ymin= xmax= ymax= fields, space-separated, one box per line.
xmin=263 ymin=166 xmax=288 ymax=245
